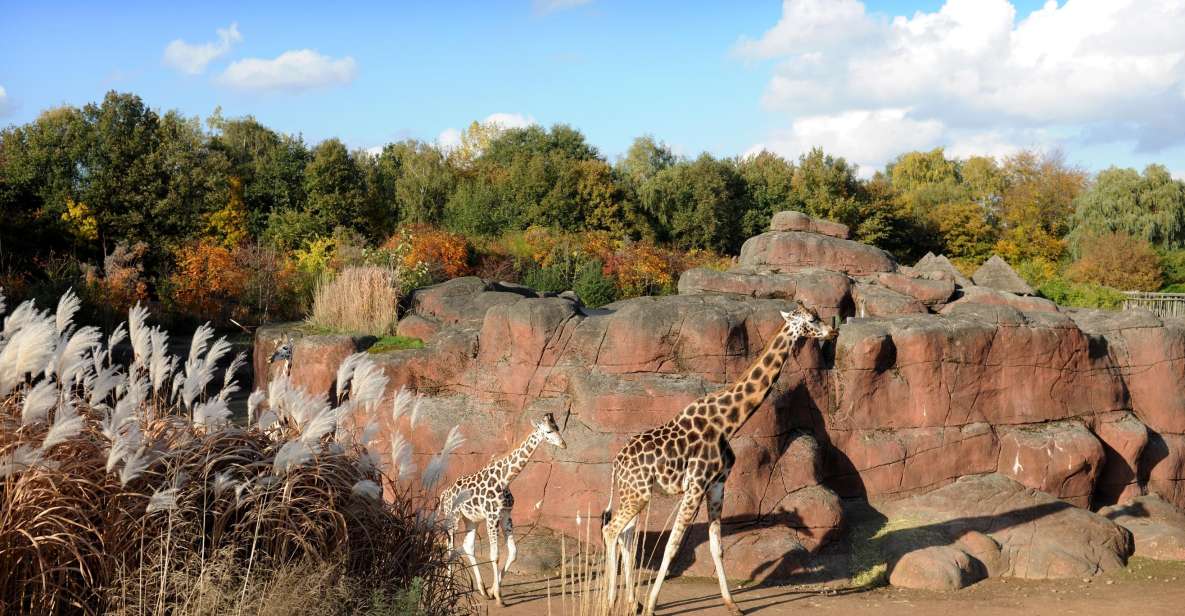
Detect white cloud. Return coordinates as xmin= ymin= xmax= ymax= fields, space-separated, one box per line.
xmin=753 ymin=108 xmax=945 ymax=176
xmin=436 ymin=113 xmax=538 ymax=151
xmin=0 ymin=86 xmax=11 ymax=117
xmin=534 ymin=0 xmax=592 ymax=14
xmin=741 ymin=0 xmax=1185 ymax=169
xmin=218 ymin=50 xmax=357 ymax=92
xmin=163 ymin=23 xmax=242 ymax=75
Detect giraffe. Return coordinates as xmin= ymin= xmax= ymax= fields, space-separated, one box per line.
xmin=267 ymin=337 xmax=293 ymax=380
xmin=439 ymin=412 xmax=567 ymax=606
xmin=600 ymin=302 xmax=836 ymax=616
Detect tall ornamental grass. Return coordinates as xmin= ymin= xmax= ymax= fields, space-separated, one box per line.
xmin=0 ymin=289 xmax=471 ymax=615
xmin=308 ymin=266 xmax=401 ymax=336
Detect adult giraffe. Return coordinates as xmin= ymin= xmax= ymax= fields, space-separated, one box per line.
xmin=600 ymin=302 xmax=836 ymax=615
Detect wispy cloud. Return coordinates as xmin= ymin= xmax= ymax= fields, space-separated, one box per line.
xmin=437 ymin=112 xmax=537 ymax=151
xmin=534 ymin=0 xmax=592 ymax=15
xmin=741 ymin=0 xmax=1185 ymax=171
xmin=218 ymin=50 xmax=357 ymax=93
xmin=0 ymin=86 xmax=11 ymax=117
xmin=163 ymin=23 xmax=242 ymax=75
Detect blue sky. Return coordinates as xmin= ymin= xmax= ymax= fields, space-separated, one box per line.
xmin=2 ymin=1 xmax=1182 ymax=177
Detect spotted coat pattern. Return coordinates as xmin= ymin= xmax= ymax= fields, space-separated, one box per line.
xmin=600 ymin=303 xmax=836 ymax=616
xmin=439 ymin=413 xmax=566 ymax=606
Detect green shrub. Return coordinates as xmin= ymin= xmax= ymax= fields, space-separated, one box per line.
xmin=572 ymin=259 xmax=617 ymax=307
xmin=1162 ymin=283 xmax=1185 ymax=293
xmin=1038 ymin=276 xmax=1127 ymax=309
xmin=523 ymin=264 xmax=570 ymax=294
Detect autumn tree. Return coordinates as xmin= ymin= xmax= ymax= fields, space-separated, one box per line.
xmin=994 ymin=150 xmax=1086 ymax=262
xmin=303 ymin=138 xmax=368 ymax=236
xmin=1067 ymin=231 xmax=1163 ymax=291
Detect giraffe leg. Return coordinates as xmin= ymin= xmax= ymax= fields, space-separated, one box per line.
xmin=707 ymin=480 xmax=741 ymax=616
xmin=461 ymin=520 xmax=488 ymax=599
xmin=602 ymin=501 xmax=642 ymax=613
xmin=501 ymin=513 xmax=517 ymax=575
xmin=619 ymin=515 xmax=641 ymax=614
xmin=487 ymin=518 xmax=504 ymax=606
xmin=644 ymin=485 xmax=705 ymax=616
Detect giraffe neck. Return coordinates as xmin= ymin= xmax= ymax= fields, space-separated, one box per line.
xmin=498 ymin=429 xmax=545 ymax=484
xmin=718 ymin=324 xmax=800 ymax=438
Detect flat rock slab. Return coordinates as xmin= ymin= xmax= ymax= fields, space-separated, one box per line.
xmin=676 ymin=267 xmax=852 ymax=318
xmin=879 ymin=474 xmax=1133 ymax=580
xmin=770 ymin=210 xmax=851 ymax=239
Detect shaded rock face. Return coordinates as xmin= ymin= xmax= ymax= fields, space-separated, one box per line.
xmin=256 ymin=210 xmax=1185 ymax=580
xmin=880 ymin=474 xmax=1133 ymax=580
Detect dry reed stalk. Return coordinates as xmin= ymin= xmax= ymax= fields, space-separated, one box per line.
xmin=307 ymin=266 xmax=400 ymax=336
xmin=0 ymin=290 xmax=471 ymax=615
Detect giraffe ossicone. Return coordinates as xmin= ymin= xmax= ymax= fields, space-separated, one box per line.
xmin=600 ymin=302 xmax=836 ymax=616
xmin=438 ymin=412 xmax=566 ymax=607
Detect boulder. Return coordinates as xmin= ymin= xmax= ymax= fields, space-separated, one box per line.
xmin=1091 ymin=412 xmax=1150 ymax=506
xmin=394 ymin=314 xmax=440 ymax=341
xmin=913 ymin=253 xmax=974 ymax=288
xmin=955 ymin=530 xmax=1005 ymax=577
xmin=867 ymin=272 xmax=955 ymax=306
xmin=677 ymin=267 xmax=853 ymax=319
xmin=972 ymin=255 xmax=1035 ymax=296
xmin=940 ymin=286 xmax=1059 ymax=313
xmin=409 ymin=277 xmax=532 ymax=325
xmin=769 ymin=210 xmax=851 ymax=239
xmin=739 ymin=231 xmax=897 ymax=276
xmin=880 ymin=474 xmax=1133 ymax=580
xmin=1100 ymin=495 xmax=1185 ymax=561
xmin=996 ymin=420 xmax=1105 ymax=508
xmin=1143 ymin=432 xmax=1185 ymax=508
xmin=851 ymin=281 xmax=929 ymax=317
xmin=889 ymin=546 xmax=986 ymax=590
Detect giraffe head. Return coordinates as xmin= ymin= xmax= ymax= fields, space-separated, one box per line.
xmin=268 ymin=338 xmax=293 ymax=364
xmin=534 ymin=413 xmax=567 ymax=449
xmin=779 ymin=302 xmax=836 ymax=340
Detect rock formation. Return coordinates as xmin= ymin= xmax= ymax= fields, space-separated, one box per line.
xmin=255 ymin=210 xmax=1185 ymax=584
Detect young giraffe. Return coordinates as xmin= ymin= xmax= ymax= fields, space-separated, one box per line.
xmin=440 ymin=413 xmax=567 ymax=606
xmin=267 ymin=337 xmax=293 ymax=379
xmin=600 ymin=302 xmax=836 ymax=616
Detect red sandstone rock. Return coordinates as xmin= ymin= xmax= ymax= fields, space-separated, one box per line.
xmin=867 ymin=272 xmax=955 ymax=306
xmin=955 ymin=530 xmax=1005 ymax=577
xmin=889 ymin=546 xmax=985 ymax=590
xmin=739 ymin=231 xmax=897 ymax=276
xmin=851 ymin=281 xmax=929 ymax=317
xmin=769 ymin=210 xmax=851 ymax=239
xmin=676 ymin=267 xmax=852 ymax=319
xmin=1100 ymin=495 xmax=1185 ymax=561
xmin=939 ymin=286 xmax=1058 ymax=313
xmin=996 ymin=421 xmax=1105 ymax=508
xmin=1090 ymin=412 xmax=1150 ymax=506
xmin=395 ymin=314 xmax=440 ymax=341
xmin=880 ymin=474 xmax=1133 ymax=580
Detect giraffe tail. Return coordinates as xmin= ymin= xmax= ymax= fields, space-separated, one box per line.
xmin=600 ymin=471 xmax=615 ymax=529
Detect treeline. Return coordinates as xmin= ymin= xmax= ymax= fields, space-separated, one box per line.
xmin=4 ymin=91 xmax=1185 ymax=321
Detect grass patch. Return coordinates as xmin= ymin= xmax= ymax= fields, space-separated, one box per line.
xmin=367 ymin=335 xmax=425 ymax=354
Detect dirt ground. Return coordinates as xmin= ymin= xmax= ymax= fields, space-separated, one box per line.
xmin=481 ymin=558 xmax=1185 ymax=616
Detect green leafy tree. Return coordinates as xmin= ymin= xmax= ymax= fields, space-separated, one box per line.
xmin=1069 ymin=164 xmax=1185 ymax=253
xmin=640 ymin=154 xmax=746 ymax=252
xmin=303 ymin=139 xmax=368 ymax=236
xmin=736 ymin=151 xmax=795 ymax=239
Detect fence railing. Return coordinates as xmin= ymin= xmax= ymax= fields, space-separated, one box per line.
xmin=1123 ymin=292 xmax=1185 ymax=318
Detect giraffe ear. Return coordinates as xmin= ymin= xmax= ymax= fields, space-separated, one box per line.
xmin=780 ymin=310 xmax=792 ymax=320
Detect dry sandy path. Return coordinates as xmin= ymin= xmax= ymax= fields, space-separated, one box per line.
xmin=481 ymin=558 xmax=1185 ymax=616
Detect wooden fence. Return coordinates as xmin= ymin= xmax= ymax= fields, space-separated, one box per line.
xmin=1123 ymin=292 xmax=1185 ymax=318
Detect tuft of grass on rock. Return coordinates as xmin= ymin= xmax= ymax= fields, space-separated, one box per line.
xmin=368 ymin=335 xmax=425 ymax=354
